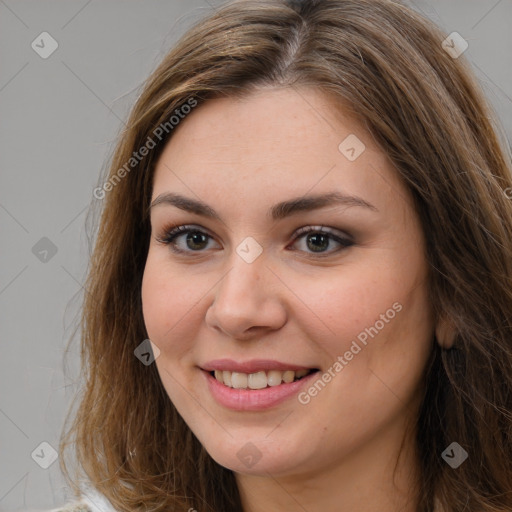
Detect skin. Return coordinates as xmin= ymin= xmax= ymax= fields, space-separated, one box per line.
xmin=141 ymin=86 xmax=435 ymax=512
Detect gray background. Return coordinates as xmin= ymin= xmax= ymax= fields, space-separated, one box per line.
xmin=1 ymin=1 xmax=511 ymax=510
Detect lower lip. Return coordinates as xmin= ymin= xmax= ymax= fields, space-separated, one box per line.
xmin=202 ymin=369 xmax=319 ymax=411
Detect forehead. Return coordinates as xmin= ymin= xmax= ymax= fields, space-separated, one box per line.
xmin=151 ymin=87 xmax=413 ymax=220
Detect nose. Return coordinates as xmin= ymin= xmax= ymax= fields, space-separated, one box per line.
xmin=204 ymin=250 xmax=287 ymax=341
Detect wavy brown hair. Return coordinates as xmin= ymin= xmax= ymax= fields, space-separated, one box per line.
xmin=60 ymin=0 xmax=512 ymax=510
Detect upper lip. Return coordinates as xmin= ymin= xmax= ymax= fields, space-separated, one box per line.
xmin=201 ymin=359 xmax=317 ymax=373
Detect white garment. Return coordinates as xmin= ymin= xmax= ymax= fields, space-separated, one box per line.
xmin=74 ymin=486 xmax=116 ymax=512
xmin=29 ymin=485 xmax=117 ymax=512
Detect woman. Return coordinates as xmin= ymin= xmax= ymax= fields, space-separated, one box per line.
xmin=55 ymin=0 xmax=512 ymax=511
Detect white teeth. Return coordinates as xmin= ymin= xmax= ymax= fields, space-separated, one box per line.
xmin=231 ymin=372 xmax=247 ymax=389
xmin=212 ymin=369 xmax=314 ymax=389
xmin=223 ymin=370 xmax=232 ymax=387
xmin=282 ymin=370 xmax=295 ymax=383
xmin=248 ymin=371 xmax=267 ymax=389
xmin=267 ymin=370 xmax=283 ymax=387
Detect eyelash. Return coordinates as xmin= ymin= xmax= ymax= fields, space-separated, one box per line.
xmin=154 ymin=223 xmax=354 ymax=258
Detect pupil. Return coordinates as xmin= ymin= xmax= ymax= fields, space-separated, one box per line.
xmin=307 ymin=233 xmax=328 ymax=252
xmin=187 ymin=232 xmax=207 ymax=250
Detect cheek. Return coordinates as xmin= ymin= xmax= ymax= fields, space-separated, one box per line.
xmin=141 ymin=257 xmax=205 ymax=408
xmin=302 ymin=262 xmax=400 ymax=345
xmin=141 ymin=261 xmax=171 ymax=343
xmin=313 ymin=251 xmax=432 ymax=371
xmin=331 ymin=267 xmax=432 ymax=406
xmin=141 ymin=255 xmax=202 ymax=353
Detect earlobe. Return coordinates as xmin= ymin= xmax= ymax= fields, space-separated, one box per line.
xmin=435 ymin=316 xmax=457 ymax=349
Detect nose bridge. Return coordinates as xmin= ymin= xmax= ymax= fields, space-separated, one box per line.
xmin=220 ymin=239 xmax=267 ymax=302
xmin=205 ymin=238 xmax=284 ymax=336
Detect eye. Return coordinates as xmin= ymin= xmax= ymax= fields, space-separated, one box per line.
xmin=155 ymin=224 xmax=218 ymax=254
xmin=154 ymin=223 xmax=354 ymax=257
xmin=289 ymin=225 xmax=354 ymax=257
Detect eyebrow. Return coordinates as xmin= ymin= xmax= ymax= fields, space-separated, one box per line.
xmin=149 ymin=191 xmax=378 ymax=221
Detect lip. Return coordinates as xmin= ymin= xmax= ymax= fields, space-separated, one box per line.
xmin=202 ymin=368 xmax=320 ymax=411
xmin=201 ymin=358 xmax=316 ymax=373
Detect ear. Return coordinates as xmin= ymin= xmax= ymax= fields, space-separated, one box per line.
xmin=435 ymin=316 xmax=457 ymax=349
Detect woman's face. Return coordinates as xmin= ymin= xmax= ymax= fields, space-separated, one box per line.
xmin=141 ymin=87 xmax=434 ymax=479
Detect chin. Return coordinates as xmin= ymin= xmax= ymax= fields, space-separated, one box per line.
xmin=197 ymin=434 xmax=306 ymax=476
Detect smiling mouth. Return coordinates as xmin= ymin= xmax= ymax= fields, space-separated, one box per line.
xmin=209 ymin=368 xmax=319 ymax=390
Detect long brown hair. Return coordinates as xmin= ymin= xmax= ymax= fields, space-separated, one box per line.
xmin=60 ymin=0 xmax=512 ymax=510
